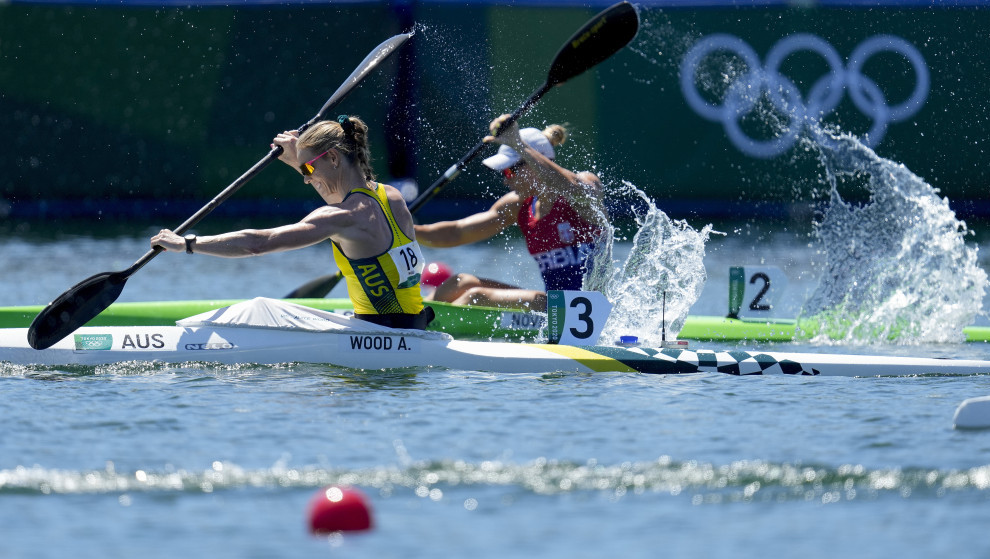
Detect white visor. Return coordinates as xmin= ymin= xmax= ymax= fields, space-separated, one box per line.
xmin=481 ymin=127 xmax=555 ymax=171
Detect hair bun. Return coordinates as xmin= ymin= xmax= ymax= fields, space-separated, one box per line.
xmin=337 ymin=114 xmax=356 ymax=136
xmin=543 ymin=124 xmax=568 ymax=147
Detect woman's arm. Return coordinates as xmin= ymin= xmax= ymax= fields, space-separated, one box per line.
xmin=486 ymin=116 xmax=603 ymax=222
xmin=151 ymin=207 xmax=350 ymax=257
xmin=414 ymin=192 xmax=520 ymax=248
xmin=522 ymin=150 xmax=603 ymax=222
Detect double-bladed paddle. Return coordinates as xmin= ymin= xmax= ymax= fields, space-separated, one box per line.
xmin=28 ymin=32 xmax=413 ymax=350
xmin=284 ymin=0 xmax=640 ymax=299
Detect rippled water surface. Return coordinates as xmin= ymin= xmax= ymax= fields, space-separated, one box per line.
xmin=4 ymin=213 xmax=990 ymax=558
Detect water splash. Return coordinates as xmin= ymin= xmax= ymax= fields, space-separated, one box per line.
xmin=627 ymin=11 xmax=987 ymax=344
xmin=799 ymin=129 xmax=987 ymax=344
xmin=585 ymin=181 xmax=714 ymax=346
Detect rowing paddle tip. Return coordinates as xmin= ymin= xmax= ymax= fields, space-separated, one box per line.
xmin=953 ymin=395 xmax=990 ymax=429
xmin=307 ymin=486 xmax=373 ymax=534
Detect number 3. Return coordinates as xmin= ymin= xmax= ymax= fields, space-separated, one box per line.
xmin=569 ymin=296 xmax=593 ymax=339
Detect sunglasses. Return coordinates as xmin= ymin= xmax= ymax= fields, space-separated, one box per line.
xmin=299 ymin=150 xmax=330 ymax=176
xmin=502 ymin=163 xmax=524 ymax=179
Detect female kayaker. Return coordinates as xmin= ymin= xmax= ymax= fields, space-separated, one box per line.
xmin=151 ymin=115 xmax=434 ymax=330
xmin=414 ymin=114 xmax=605 ymax=311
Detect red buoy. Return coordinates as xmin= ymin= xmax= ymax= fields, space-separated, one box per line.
xmin=307 ymin=486 xmax=373 ymax=533
xmin=421 ymin=262 xmax=453 ymax=287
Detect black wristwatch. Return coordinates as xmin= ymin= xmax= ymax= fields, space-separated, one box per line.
xmin=184 ymin=234 xmax=197 ymax=254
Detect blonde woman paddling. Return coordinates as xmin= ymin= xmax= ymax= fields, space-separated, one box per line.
xmin=151 ymin=115 xmax=434 ymax=329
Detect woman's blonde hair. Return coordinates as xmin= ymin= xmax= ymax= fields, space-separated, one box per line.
xmin=298 ymin=116 xmax=375 ymax=181
xmin=542 ymin=124 xmax=568 ymax=147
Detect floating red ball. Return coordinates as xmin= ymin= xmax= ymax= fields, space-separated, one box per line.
xmin=421 ymin=261 xmax=453 ymax=287
xmin=307 ymin=486 xmax=373 ymax=533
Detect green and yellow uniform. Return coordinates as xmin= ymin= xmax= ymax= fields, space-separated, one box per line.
xmin=332 ymin=183 xmax=430 ymax=329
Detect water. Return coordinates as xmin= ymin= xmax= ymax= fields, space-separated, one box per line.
xmin=5 ymin=358 xmax=990 ymax=558
xmin=588 ymin=180 xmax=715 ymax=347
xmin=4 ymin=202 xmax=990 ymax=558
xmin=6 ymin=16 xmax=990 ymax=558
xmin=801 ymin=130 xmax=987 ymax=344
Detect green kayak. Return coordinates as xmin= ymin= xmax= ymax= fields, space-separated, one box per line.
xmin=3 ymin=298 xmax=989 ymax=342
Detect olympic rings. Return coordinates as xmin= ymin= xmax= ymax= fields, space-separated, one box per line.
xmin=680 ymin=33 xmax=930 ymax=158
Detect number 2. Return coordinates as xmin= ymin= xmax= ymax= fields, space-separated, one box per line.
xmin=749 ymin=272 xmax=771 ymax=311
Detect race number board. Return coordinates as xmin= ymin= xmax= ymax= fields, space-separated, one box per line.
xmin=728 ymin=266 xmax=788 ymax=319
xmin=546 ymin=290 xmax=612 ymax=345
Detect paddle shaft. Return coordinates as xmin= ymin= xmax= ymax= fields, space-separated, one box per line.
xmin=131 ymin=32 xmax=415 ymax=277
xmin=408 ymin=81 xmax=552 ymax=214
xmin=125 ymin=149 xmax=282 ymax=277
xmin=410 ymin=1 xmax=639 ymax=212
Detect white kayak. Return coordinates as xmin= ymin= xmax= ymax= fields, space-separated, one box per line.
xmin=2 ymin=297 xmax=990 ymax=377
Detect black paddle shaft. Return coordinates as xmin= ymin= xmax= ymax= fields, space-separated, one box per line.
xmin=408 ymin=1 xmax=639 ymax=213
xmin=407 ymin=81 xmax=552 ymax=214
xmin=27 ymin=32 xmax=413 ymax=350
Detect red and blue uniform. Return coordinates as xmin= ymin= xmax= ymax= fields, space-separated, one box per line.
xmin=517 ymin=196 xmax=601 ymax=291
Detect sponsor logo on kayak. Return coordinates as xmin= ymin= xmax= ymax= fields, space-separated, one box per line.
xmin=74 ymin=334 xmax=113 ymax=351
xmin=345 ymin=335 xmax=415 ymax=352
xmin=500 ymin=311 xmax=546 ymax=330
xmin=185 ymin=342 xmax=235 ymax=351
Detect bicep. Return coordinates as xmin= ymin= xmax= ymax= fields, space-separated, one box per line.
xmin=575 ymin=172 xmax=603 ymax=201
xmin=261 ymin=209 xmax=350 ymax=252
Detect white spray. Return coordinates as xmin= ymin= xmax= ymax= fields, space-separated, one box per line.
xmin=800 ymin=129 xmax=987 ymax=344
xmin=583 ymin=181 xmax=714 ymax=346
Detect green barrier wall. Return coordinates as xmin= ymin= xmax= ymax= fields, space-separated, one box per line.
xmin=2 ymin=3 xmax=988 ymax=217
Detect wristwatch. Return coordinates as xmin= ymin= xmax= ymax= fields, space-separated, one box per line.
xmin=184 ymin=234 xmax=197 ymax=254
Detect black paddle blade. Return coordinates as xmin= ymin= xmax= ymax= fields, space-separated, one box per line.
xmin=547 ymin=1 xmax=640 ymax=87
xmin=284 ymin=272 xmax=344 ymax=299
xmin=28 ymin=271 xmax=128 ymax=350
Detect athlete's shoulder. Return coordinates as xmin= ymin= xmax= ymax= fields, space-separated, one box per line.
xmin=488 ymin=190 xmax=522 ymax=217
xmin=492 ymin=190 xmax=522 ymax=207
xmin=303 ymin=203 xmax=354 ymax=226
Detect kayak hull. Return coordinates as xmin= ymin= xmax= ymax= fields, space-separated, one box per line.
xmin=3 ymin=324 xmax=990 ymax=377
xmin=4 ymin=298 xmax=989 ymax=343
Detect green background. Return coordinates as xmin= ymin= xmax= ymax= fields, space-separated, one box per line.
xmin=2 ymin=3 xmax=988 ymax=219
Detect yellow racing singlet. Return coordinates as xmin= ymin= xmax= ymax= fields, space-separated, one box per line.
xmin=332 ymin=183 xmax=425 ymax=316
